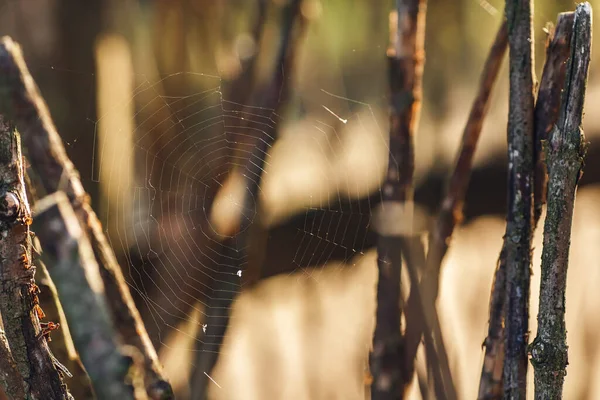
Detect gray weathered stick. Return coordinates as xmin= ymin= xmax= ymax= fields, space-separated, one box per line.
xmin=0 ymin=116 xmax=70 ymax=399
xmin=478 ymin=11 xmax=574 ymax=399
xmin=530 ymin=3 xmax=592 ymax=399
xmin=34 ymin=191 xmax=139 ymax=400
xmin=0 ymin=37 xmax=171 ymax=399
xmin=503 ymin=0 xmax=536 ymax=397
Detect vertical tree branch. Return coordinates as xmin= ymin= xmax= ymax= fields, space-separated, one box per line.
xmin=402 ymin=21 xmax=508 ymax=388
xmin=0 ymin=116 xmax=70 ymax=399
xmin=370 ymin=0 xmax=426 ymax=397
xmin=530 ymin=3 xmax=592 ymax=398
xmin=0 ymin=37 xmax=171 ymax=399
xmin=503 ymin=0 xmax=536 ymax=397
xmin=34 ymin=192 xmax=141 ymax=400
xmin=478 ymin=11 xmax=574 ymax=399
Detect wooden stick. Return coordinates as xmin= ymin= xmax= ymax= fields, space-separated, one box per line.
xmin=371 ymin=0 xmax=427 ymax=395
xmin=190 ymin=2 xmax=306 ymax=398
xmin=502 ymin=0 xmax=536 ymax=397
xmin=0 ymin=37 xmax=171 ymax=399
xmin=0 ymin=116 xmax=70 ymax=398
xmin=34 ymin=192 xmax=140 ymax=400
xmin=402 ymin=21 xmax=508 ymax=387
xmin=478 ymin=12 xmax=574 ymax=398
xmin=530 ymin=4 xmax=592 ymax=398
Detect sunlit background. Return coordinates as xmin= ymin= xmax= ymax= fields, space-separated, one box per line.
xmin=1 ymin=0 xmax=599 ymax=399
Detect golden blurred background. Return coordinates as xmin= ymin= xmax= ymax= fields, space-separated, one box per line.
xmin=1 ymin=0 xmax=600 ymax=399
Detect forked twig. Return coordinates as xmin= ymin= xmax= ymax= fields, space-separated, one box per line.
xmin=478 ymin=11 xmax=575 ymax=398
xmin=530 ymin=3 xmax=592 ymax=398
xmin=0 ymin=37 xmax=171 ymax=399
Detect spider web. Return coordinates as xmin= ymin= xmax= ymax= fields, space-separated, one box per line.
xmin=86 ymin=69 xmax=387 ymax=358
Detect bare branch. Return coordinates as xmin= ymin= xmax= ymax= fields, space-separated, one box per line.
xmin=502 ymin=0 xmax=536 ymax=396
xmin=0 ymin=116 xmax=70 ymax=399
xmin=371 ymin=0 xmax=432 ymax=396
xmin=478 ymin=11 xmax=574 ymax=398
xmin=190 ymin=2 xmax=307 ymax=398
xmin=34 ymin=191 xmax=141 ymax=400
xmin=0 ymin=37 xmax=171 ymax=398
xmin=402 ymin=22 xmax=508 ymax=393
xmin=530 ymin=3 xmax=592 ymax=398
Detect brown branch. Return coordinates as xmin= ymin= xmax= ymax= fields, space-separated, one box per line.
xmin=34 ymin=191 xmax=141 ymax=400
xmin=478 ymin=246 xmax=508 ymax=399
xmin=370 ymin=0 xmax=427 ymax=397
xmin=530 ymin=4 xmax=592 ymax=398
xmin=0 ymin=327 xmax=25 ymax=399
xmin=402 ymin=21 xmax=508 ymax=388
xmin=0 ymin=37 xmax=172 ymax=399
xmin=190 ymin=2 xmax=306 ymax=398
xmin=502 ymin=0 xmax=536 ymax=397
xmin=400 ymin=238 xmax=456 ymax=400
xmin=0 ymin=116 xmax=70 ymax=399
xmin=477 ymin=12 xmax=574 ymax=399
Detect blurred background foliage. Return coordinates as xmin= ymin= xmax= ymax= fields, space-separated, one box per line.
xmin=1 ymin=0 xmax=600 ymax=399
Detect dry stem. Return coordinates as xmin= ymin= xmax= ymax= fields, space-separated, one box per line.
xmin=502 ymin=0 xmax=536 ymax=397
xmin=530 ymin=4 xmax=592 ymax=398
xmin=478 ymin=11 xmax=574 ymax=399
xmin=402 ymin=22 xmax=508 ymax=392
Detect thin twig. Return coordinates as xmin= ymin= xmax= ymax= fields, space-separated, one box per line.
xmin=0 ymin=116 xmax=70 ymax=398
xmin=503 ymin=0 xmax=536 ymax=397
xmin=477 ymin=12 xmax=575 ymax=399
xmin=0 ymin=37 xmax=172 ymax=399
xmin=34 ymin=191 xmax=141 ymax=400
xmin=0 ymin=327 xmax=25 ymax=399
xmin=400 ymin=237 xmax=457 ymax=399
xmin=402 ymin=20 xmax=508 ymax=386
xmin=530 ymin=3 xmax=592 ymax=399
xmin=371 ymin=0 xmax=427 ymax=395
xmin=190 ymin=2 xmax=306 ymax=398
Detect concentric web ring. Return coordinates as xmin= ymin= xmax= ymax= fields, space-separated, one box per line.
xmin=91 ymin=70 xmax=388 ymax=357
